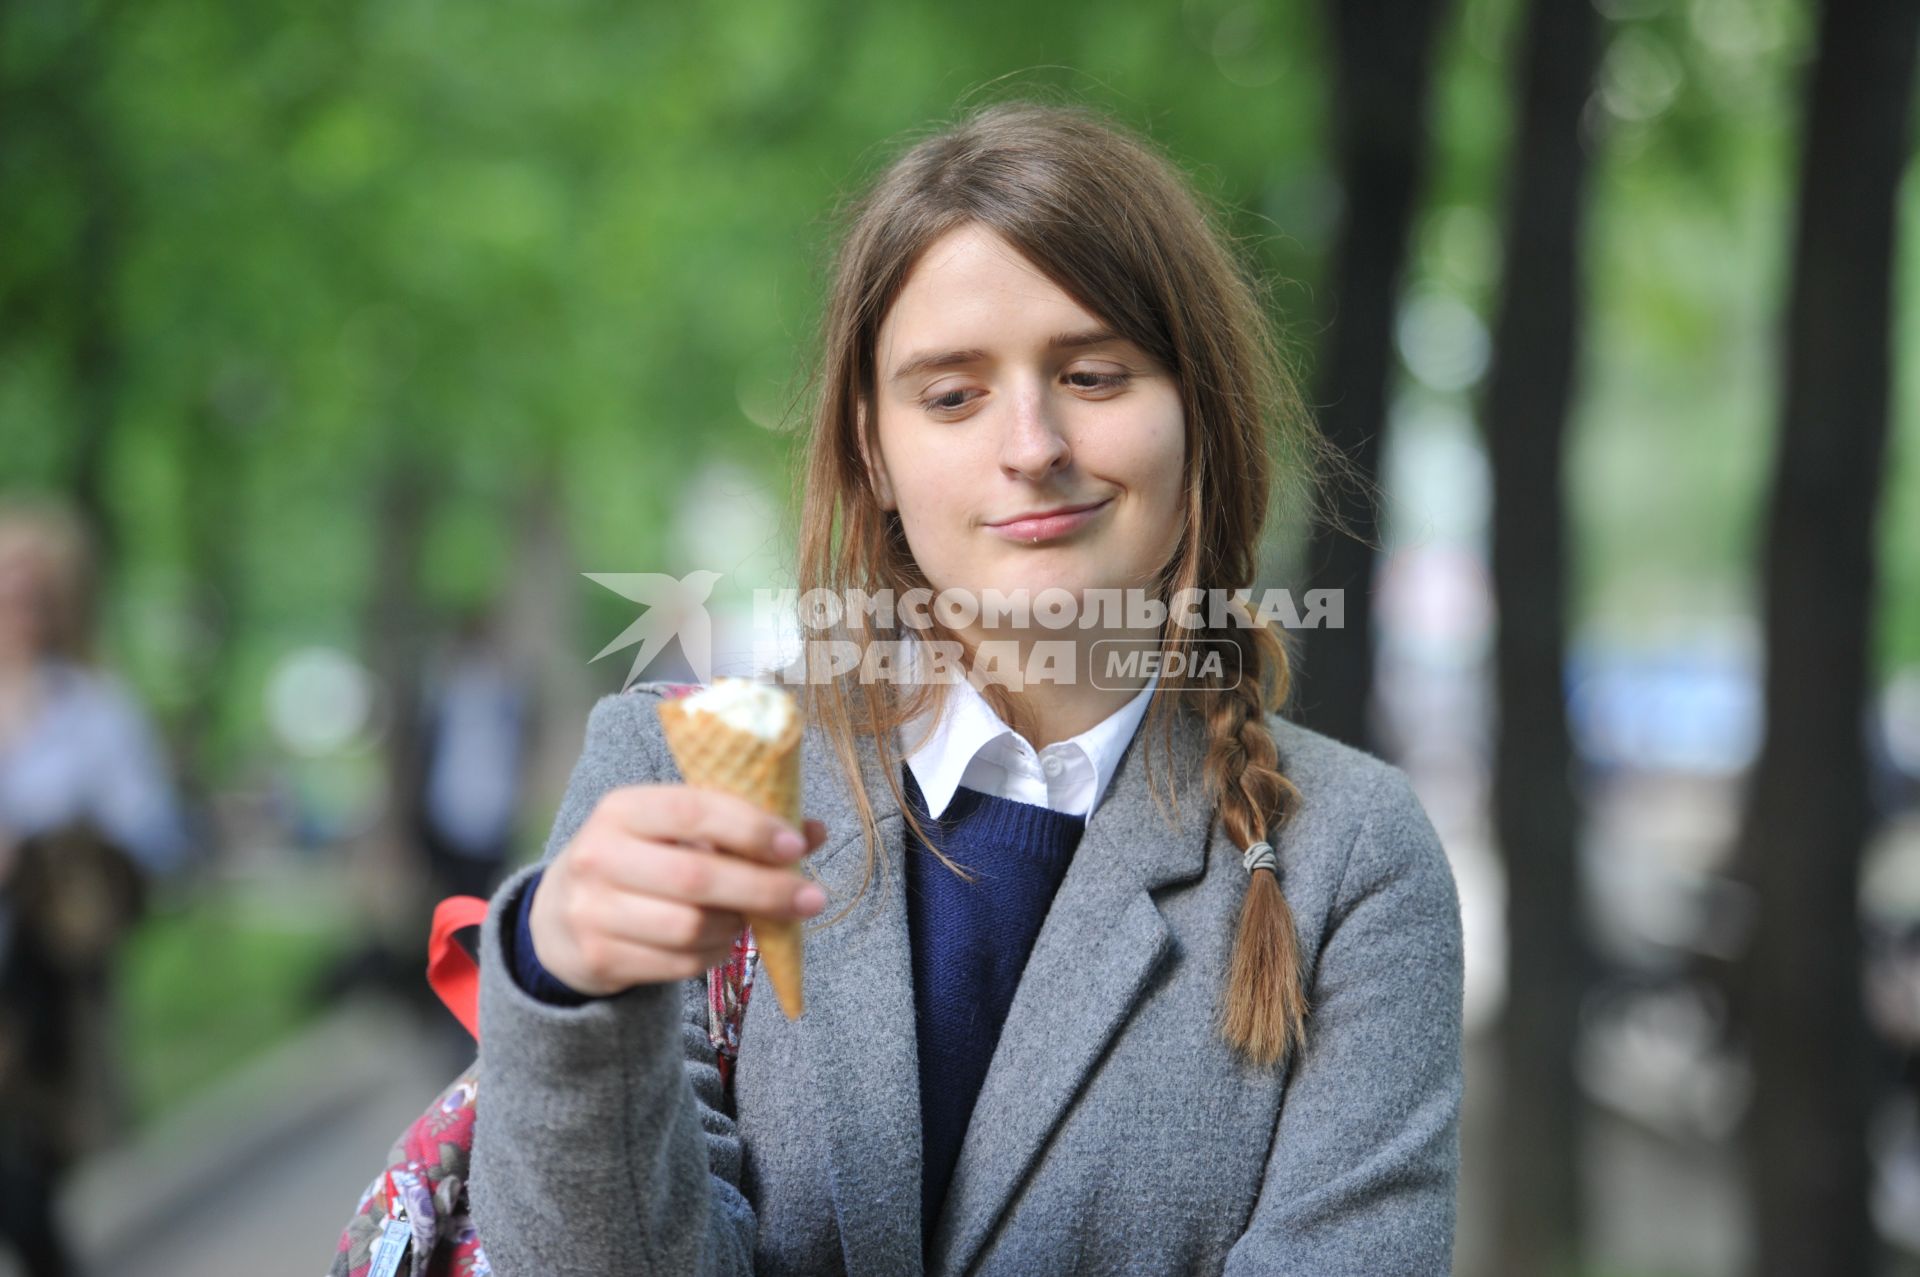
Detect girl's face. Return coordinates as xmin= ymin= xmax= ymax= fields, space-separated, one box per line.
xmin=867 ymin=225 xmax=1186 ymax=627
xmin=0 ymin=539 xmax=49 ymax=662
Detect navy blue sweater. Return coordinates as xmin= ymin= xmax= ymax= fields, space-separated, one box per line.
xmin=898 ymin=765 xmax=1085 ymax=1248
xmin=507 ymin=765 xmax=1087 ymax=1249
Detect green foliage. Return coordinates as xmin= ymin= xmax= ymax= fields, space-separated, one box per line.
xmin=1 ymin=0 xmax=1916 ymax=769
xmin=117 ymin=887 xmax=350 ymax=1122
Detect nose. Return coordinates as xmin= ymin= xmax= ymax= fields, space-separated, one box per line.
xmin=997 ymin=382 xmax=1071 ymax=482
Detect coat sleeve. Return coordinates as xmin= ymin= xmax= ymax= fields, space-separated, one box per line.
xmin=467 ymin=685 xmax=759 ymax=1275
xmin=1223 ymin=765 xmax=1465 ymax=1276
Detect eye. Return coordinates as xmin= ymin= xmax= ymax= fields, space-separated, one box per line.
xmin=918 ymin=387 xmax=975 ymax=414
xmin=916 ymin=369 xmax=1133 ymax=416
xmin=1066 ymin=370 xmax=1132 ymax=392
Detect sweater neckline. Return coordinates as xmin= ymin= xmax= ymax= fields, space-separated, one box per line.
xmin=901 ymin=764 xmax=1087 ymax=866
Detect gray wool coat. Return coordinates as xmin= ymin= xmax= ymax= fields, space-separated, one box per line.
xmin=467 ymin=681 xmax=1464 ymax=1276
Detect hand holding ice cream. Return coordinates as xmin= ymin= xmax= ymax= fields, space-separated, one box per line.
xmin=526 ymin=680 xmax=824 ymax=1003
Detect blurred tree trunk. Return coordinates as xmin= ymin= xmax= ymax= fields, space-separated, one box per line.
xmin=1480 ymin=0 xmax=1603 ymax=1273
xmin=66 ymin=104 xmax=122 ymax=570
xmin=498 ymin=458 xmax=594 ymax=845
xmin=167 ymin=387 xmax=248 ymax=851
xmin=1733 ymin=0 xmax=1919 ymax=1273
xmin=365 ymin=454 xmax=433 ymax=883
xmin=0 ymin=6 xmax=127 ymax=566
xmin=1295 ymin=0 xmax=1450 ymax=749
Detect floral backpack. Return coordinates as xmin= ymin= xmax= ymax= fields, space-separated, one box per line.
xmin=330 ymin=686 xmax=760 ymax=1277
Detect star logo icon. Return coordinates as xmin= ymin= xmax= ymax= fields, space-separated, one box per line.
xmin=584 ymin=570 xmax=724 ymax=690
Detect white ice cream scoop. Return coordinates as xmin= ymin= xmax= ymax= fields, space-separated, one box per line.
xmin=679 ymin=676 xmax=798 ymax=742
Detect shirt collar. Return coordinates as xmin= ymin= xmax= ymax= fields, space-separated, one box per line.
xmin=898 ymin=640 xmax=1159 ymax=820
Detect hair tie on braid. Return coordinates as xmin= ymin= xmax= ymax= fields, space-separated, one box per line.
xmin=1241 ymin=841 xmax=1278 ymax=876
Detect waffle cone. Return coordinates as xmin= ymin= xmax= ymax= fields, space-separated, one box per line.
xmin=657 ymin=693 xmax=807 ymax=1019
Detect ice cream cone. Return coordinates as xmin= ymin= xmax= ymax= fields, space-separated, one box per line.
xmin=658 ymin=685 xmax=807 ymax=1019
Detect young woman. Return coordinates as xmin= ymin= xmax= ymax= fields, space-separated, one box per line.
xmin=471 ymin=100 xmax=1464 ymax=1275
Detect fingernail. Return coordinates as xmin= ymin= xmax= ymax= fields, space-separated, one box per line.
xmin=775 ymin=829 xmax=806 ymax=858
xmin=795 ymin=884 xmax=827 ymax=914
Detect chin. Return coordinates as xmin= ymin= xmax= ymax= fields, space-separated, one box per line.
xmin=992 ymin=563 xmax=1139 ymax=605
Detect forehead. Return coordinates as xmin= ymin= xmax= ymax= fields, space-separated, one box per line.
xmin=879 ymin=225 xmax=1101 ymax=352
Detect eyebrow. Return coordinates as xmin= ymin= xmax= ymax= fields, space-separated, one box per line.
xmin=887 ymin=327 xmax=1128 ymax=384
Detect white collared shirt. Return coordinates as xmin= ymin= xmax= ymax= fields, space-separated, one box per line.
xmin=897 ymin=645 xmax=1158 ymax=821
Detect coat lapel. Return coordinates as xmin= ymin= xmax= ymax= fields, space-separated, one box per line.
xmin=794 ymin=718 xmax=925 ymax=1275
xmin=792 ymin=702 xmax=1215 ymax=1277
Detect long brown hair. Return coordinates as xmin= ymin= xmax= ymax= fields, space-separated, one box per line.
xmin=785 ymin=98 xmax=1340 ymax=1070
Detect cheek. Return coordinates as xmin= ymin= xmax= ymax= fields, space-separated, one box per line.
xmin=1112 ymin=406 xmax=1186 ymax=518
xmin=888 ymin=455 xmax=963 ymax=529
xmin=874 ymin=429 xmax=966 ymax=556
xmin=1114 ymin=410 xmax=1187 ymax=573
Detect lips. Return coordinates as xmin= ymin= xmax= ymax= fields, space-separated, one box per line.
xmin=986 ymin=498 xmax=1113 ymax=543
xmin=989 ymin=499 xmax=1108 ymax=526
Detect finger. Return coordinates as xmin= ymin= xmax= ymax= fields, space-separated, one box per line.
xmin=604 ymin=840 xmax=824 ymax=920
xmin=578 ymin=934 xmax=732 ymax=989
xmin=606 ymin=785 xmax=806 ymax=865
xmin=804 ymin=818 xmax=829 ymax=849
xmin=586 ymin=891 xmax=747 ymax=956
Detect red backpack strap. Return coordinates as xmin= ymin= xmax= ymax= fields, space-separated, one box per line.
xmin=428 ymin=895 xmax=492 ymax=1040
xmin=426 ymin=866 xmax=748 ymax=1073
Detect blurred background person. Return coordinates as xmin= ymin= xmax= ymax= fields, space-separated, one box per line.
xmin=0 ymin=495 xmax=191 ymax=1277
xmin=412 ymin=607 xmax=532 ymax=908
